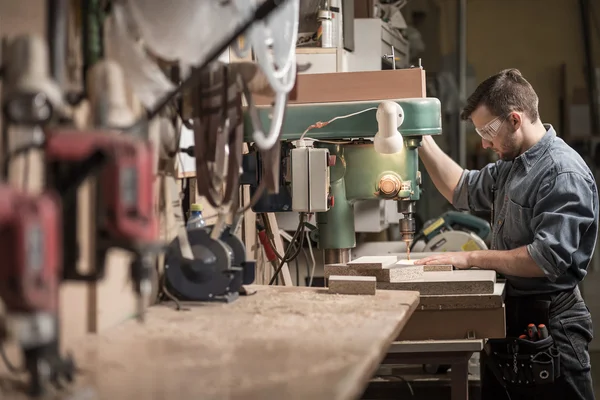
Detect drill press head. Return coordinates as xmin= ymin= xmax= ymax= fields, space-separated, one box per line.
xmin=241 ymin=97 xmax=442 ymax=255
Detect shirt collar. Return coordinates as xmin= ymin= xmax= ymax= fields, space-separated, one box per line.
xmin=517 ymin=124 xmax=555 ymax=172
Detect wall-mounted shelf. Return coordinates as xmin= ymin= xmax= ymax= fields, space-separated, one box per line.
xmin=296 ymin=47 xmax=338 ymax=54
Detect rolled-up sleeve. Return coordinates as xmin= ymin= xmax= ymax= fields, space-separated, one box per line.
xmin=527 ymin=172 xmax=597 ymax=282
xmin=452 ymin=162 xmax=503 ymax=212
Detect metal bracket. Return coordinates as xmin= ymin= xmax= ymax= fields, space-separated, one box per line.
xmin=382 ymin=45 xmax=396 ymax=70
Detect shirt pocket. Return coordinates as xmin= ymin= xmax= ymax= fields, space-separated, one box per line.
xmin=502 ymin=199 xmax=534 ymax=248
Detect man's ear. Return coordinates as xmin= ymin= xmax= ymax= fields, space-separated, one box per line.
xmin=510 ymin=112 xmax=522 ymax=132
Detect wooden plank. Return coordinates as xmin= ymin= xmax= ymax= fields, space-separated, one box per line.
xmin=386 ymin=264 xmax=424 ymax=282
xmin=347 ymin=256 xmax=398 ymax=270
xmin=397 ymin=306 xmax=506 ymax=341
xmin=324 ymin=264 xmax=423 ymax=282
xmin=417 ymin=283 xmax=506 ymax=311
xmin=0 ymin=286 xmax=420 ymax=400
xmin=423 ymin=265 xmax=454 ymax=272
xmin=397 ymin=259 xmax=453 ymax=272
xmin=329 ymin=275 xmax=377 ymax=295
xmin=388 ymin=339 xmax=485 ymax=354
xmin=254 ymin=69 xmax=427 ymax=105
xmin=377 ymin=270 xmax=496 ymax=295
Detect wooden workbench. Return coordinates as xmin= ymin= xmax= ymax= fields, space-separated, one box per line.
xmin=0 ymin=285 xmax=419 ymax=400
xmin=382 ymin=339 xmax=485 ymax=400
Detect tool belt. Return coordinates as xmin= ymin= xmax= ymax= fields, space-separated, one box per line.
xmin=485 ymin=336 xmax=560 ymax=389
xmin=483 ymin=286 xmax=580 ymax=391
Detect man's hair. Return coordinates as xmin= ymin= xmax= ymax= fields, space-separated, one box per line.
xmin=460 ymin=68 xmax=539 ymax=122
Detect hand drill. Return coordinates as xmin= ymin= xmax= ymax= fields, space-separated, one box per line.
xmin=0 ymin=184 xmax=76 ymax=396
xmin=44 ymin=128 xmax=160 ymax=319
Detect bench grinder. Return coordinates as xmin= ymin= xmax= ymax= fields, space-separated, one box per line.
xmin=242 ymin=97 xmax=442 ymax=264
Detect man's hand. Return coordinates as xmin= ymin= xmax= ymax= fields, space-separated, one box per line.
xmin=413 ymin=247 xmax=548 ymax=279
xmin=413 ymin=252 xmax=472 ymax=270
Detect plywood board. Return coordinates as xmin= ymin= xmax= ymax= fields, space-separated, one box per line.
xmin=348 ymin=256 xmax=398 ymax=270
xmin=397 ymin=306 xmax=506 ymax=341
xmin=386 ymin=264 xmax=424 ymax=282
xmin=324 ymin=264 xmax=423 ymax=282
xmin=0 ymin=285 xmax=420 ymax=400
xmin=387 ymin=339 xmax=485 ymax=354
xmin=397 ymin=259 xmax=453 ymax=272
xmin=377 ymin=270 xmax=496 ymax=295
xmin=254 ymin=69 xmax=427 ymax=105
xmin=329 ymin=275 xmax=377 ymax=295
xmin=417 ymin=283 xmax=505 ymax=311
xmin=423 ymin=264 xmax=454 ymax=272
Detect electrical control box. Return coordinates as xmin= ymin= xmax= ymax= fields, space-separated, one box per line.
xmin=291 ymin=145 xmax=331 ymax=212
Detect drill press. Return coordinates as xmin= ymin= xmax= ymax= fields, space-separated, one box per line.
xmin=242 ymin=97 xmax=442 ymax=263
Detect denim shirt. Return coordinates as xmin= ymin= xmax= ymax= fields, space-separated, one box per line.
xmin=453 ymin=125 xmax=599 ymax=296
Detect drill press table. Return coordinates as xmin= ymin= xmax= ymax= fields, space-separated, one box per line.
xmin=0 ymin=285 xmax=419 ymax=400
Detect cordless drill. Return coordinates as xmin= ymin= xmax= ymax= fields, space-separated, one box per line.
xmin=0 ymin=183 xmax=75 ymax=395
xmin=44 ymin=129 xmax=160 ymax=318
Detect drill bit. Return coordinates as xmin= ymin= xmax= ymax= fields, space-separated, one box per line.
xmin=405 ymin=241 xmax=411 ymax=260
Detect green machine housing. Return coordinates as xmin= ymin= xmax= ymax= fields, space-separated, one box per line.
xmin=243 ymin=98 xmax=442 ymax=264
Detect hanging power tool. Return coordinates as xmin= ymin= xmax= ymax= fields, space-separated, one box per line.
xmin=43 ymin=128 xmax=161 ymax=308
xmin=0 ymin=184 xmax=77 ymax=395
xmin=410 ymin=211 xmax=490 ymax=252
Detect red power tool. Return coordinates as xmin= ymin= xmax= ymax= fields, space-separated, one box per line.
xmin=0 ymin=183 xmax=76 ymax=395
xmin=0 ymin=185 xmax=61 ymax=312
xmin=44 ymin=129 xmax=161 ymax=314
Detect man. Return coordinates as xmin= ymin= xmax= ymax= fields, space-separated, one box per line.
xmin=415 ymin=68 xmax=597 ymax=399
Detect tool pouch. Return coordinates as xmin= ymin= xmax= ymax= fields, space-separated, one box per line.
xmin=484 ymin=336 xmax=560 ymax=391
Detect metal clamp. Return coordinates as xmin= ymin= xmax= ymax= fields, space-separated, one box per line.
xmin=382 ymin=45 xmax=396 ymax=70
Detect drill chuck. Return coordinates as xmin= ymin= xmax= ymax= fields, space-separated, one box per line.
xmin=398 ymin=200 xmax=416 ymax=243
xmin=400 ymin=214 xmax=416 ymax=240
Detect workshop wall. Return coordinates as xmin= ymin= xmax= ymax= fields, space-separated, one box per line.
xmin=435 ymin=0 xmax=599 ymax=135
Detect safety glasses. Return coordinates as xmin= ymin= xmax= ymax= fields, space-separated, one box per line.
xmin=475 ymin=115 xmax=508 ymax=141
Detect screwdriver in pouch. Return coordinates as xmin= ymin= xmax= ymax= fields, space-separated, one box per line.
xmin=527 ymin=324 xmax=538 ymax=341
xmin=537 ymin=324 xmax=549 ymax=340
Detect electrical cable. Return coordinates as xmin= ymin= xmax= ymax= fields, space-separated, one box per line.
xmin=269 ymin=213 xmax=306 ymax=285
xmin=302 ymin=247 xmax=310 ymax=286
xmin=294 ymin=247 xmax=300 ymax=285
xmin=282 ymin=226 xmax=305 ymax=262
xmin=160 ymin=271 xmax=188 ymax=312
xmin=0 ymin=343 xmax=24 ymax=374
xmin=306 ymin=231 xmax=316 ymax=288
xmin=409 ymin=232 xmax=425 ymax=251
xmin=299 ymin=107 xmax=378 ymax=141
xmin=260 ymin=214 xmax=284 ymax=260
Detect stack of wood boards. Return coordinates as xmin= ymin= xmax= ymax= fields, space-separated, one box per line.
xmin=323 ymin=255 xmax=505 ymax=340
xmin=325 ymin=256 xmax=497 ymax=296
xmin=325 ymin=256 xmax=424 ymax=283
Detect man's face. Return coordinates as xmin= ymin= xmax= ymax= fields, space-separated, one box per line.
xmin=470 ymin=105 xmax=520 ymax=161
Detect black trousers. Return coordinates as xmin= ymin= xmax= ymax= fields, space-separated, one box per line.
xmin=481 ymin=288 xmax=595 ymax=399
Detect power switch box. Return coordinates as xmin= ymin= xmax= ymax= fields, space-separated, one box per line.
xmin=291 ymin=146 xmax=331 ymax=212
